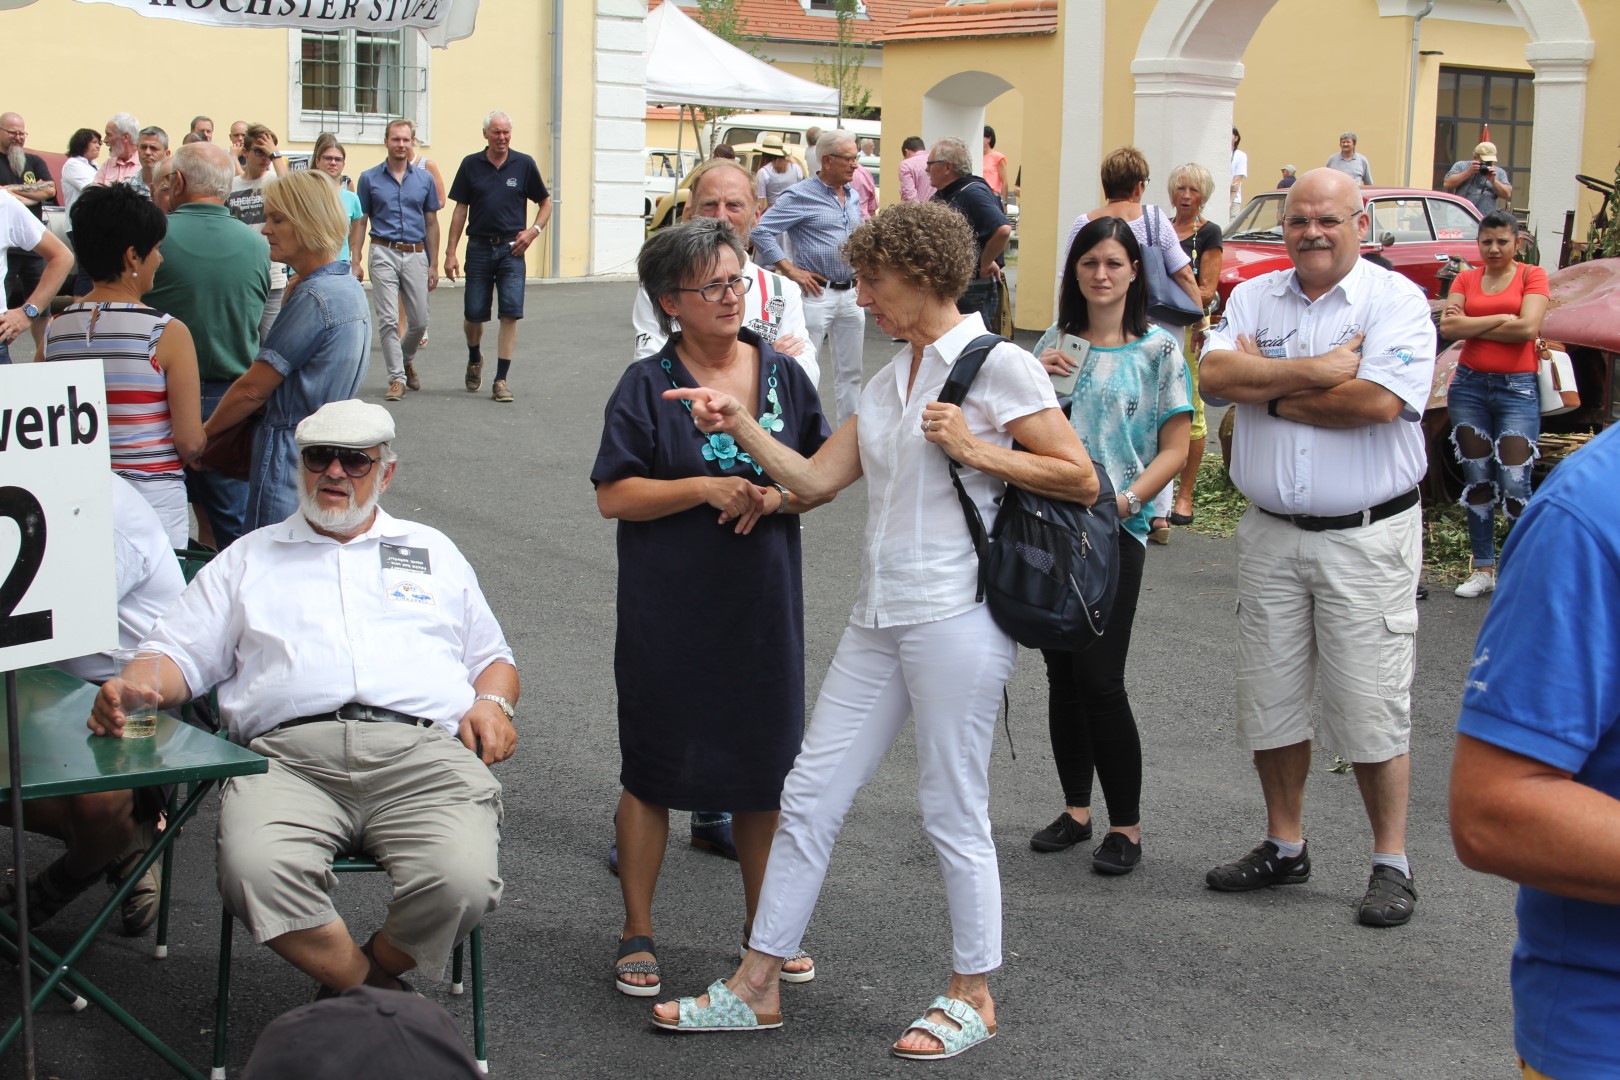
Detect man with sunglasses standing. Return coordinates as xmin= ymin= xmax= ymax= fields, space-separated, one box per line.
xmin=90 ymin=398 xmax=519 ymax=1000
xmin=1199 ymin=168 xmax=1435 ymax=927
xmin=443 ymin=111 xmax=550 ymax=404
xmin=752 ymin=129 xmax=865 ymax=426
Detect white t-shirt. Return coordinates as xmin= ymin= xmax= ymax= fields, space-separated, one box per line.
xmin=55 ymin=475 xmax=186 ymax=684
xmin=61 ymin=157 xmax=99 ymax=217
xmin=0 ymin=188 xmax=45 ymax=283
xmin=851 ymin=312 xmax=1057 ymax=629
xmin=143 ymin=508 xmax=514 ymax=744
xmin=1202 ymin=256 xmax=1436 ymax=516
xmin=227 ymin=174 xmax=289 ymax=289
xmin=632 ymin=256 xmax=819 ymax=387
xmin=1231 ymin=149 xmax=1249 ymax=205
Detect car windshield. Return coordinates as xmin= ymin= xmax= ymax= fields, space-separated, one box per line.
xmin=1224 ymin=193 xmax=1289 ymax=241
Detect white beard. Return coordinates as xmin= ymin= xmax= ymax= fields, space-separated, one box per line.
xmin=298 ymin=477 xmax=382 ymax=535
xmin=6 ymin=145 xmax=26 ymax=177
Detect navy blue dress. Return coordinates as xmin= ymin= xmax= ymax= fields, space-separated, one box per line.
xmin=591 ymin=331 xmax=830 ymax=811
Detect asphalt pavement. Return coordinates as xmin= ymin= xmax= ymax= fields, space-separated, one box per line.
xmin=4 ymin=279 xmax=1519 ymax=1080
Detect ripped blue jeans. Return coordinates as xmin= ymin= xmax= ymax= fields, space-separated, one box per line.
xmin=1447 ymin=366 xmax=1539 ymax=567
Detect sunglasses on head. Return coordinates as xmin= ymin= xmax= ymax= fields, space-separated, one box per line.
xmin=300 ymin=446 xmax=380 ymax=477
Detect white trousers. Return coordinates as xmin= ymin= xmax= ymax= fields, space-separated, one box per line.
xmin=750 ymin=604 xmax=1016 ymax=975
xmin=802 ymin=286 xmax=866 ymax=427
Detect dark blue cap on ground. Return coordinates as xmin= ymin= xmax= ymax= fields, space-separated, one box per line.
xmin=239 ymin=984 xmax=481 ymax=1080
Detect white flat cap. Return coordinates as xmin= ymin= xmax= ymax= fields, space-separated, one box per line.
xmin=295 ymin=399 xmax=396 ymax=450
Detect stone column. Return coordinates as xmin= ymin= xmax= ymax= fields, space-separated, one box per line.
xmin=1523 ymin=39 xmax=1593 ymax=267
xmin=1130 ymin=57 xmax=1245 ymax=228
xmin=593 ymin=0 xmax=650 ymax=276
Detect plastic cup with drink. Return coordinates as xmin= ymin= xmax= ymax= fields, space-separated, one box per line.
xmin=111 ymin=648 xmax=164 ymax=739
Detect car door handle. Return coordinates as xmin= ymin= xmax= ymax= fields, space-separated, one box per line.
xmin=1435 ymin=253 xmax=1453 ymax=261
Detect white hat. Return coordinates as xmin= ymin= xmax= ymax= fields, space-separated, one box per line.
xmin=295 ymin=399 xmax=396 ymax=450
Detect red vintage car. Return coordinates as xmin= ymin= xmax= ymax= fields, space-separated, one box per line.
xmin=1218 ymin=187 xmax=1483 ymax=309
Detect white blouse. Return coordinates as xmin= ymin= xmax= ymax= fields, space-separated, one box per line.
xmin=850 ymin=313 xmax=1058 ymax=629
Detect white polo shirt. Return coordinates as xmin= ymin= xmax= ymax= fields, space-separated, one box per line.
xmin=1202 ymin=256 xmax=1435 ymax=517
xmin=0 ymin=188 xmax=45 ymax=283
xmin=143 ymin=508 xmax=513 ymax=744
xmin=632 ymin=256 xmax=819 ymax=386
xmin=851 ymin=312 xmax=1057 ymax=629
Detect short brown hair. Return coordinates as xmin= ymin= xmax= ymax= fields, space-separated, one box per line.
xmin=1100 ymin=146 xmax=1149 ymax=200
xmin=245 ymin=123 xmax=278 ymax=147
xmin=843 ymin=202 xmax=975 ymax=303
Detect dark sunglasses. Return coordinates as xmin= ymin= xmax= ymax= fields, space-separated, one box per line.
xmin=301 ymin=446 xmax=381 ymax=477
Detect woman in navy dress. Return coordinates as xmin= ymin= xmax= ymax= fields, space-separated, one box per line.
xmin=592 ymin=219 xmax=829 ymax=998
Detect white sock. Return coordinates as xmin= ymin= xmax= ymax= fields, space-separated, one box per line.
xmin=1266 ymin=835 xmax=1305 ymax=859
xmin=1372 ymin=852 xmax=1411 ymax=877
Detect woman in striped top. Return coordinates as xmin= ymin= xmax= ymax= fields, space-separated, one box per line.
xmin=46 ymin=184 xmax=204 ymax=547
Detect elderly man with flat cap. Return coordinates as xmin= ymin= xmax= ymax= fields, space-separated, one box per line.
xmin=90 ymin=399 xmax=519 ymax=996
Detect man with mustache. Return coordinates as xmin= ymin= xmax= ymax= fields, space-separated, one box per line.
xmin=0 ymin=111 xmax=56 ymax=358
xmin=1199 ymin=168 xmax=1436 ymax=927
xmin=90 ymin=398 xmax=519 ymax=998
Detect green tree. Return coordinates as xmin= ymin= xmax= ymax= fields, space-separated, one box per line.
xmin=814 ymin=0 xmax=874 ymax=121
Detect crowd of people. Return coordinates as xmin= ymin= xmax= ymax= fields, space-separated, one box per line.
xmin=0 ymin=106 xmax=1613 ymax=1079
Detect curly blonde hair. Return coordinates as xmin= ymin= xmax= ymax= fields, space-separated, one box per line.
xmin=842 ymin=202 xmax=976 ymax=302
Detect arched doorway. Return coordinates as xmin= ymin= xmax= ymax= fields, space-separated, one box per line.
xmin=1131 ymin=0 xmax=1593 ymax=261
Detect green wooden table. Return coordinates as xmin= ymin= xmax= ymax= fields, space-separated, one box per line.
xmin=2 ymin=666 xmax=266 ymax=1080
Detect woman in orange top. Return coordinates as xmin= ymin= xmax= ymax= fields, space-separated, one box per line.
xmin=981 ymin=126 xmax=1008 ymax=204
xmin=1438 ymin=210 xmax=1549 ymax=598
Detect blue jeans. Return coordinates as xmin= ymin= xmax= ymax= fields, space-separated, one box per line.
xmin=463 ymin=239 xmax=526 ymax=323
xmin=0 ymin=338 xmax=9 ymax=364
xmin=1448 ymin=366 xmax=1539 ymax=567
xmin=184 ymin=380 xmax=251 ymax=549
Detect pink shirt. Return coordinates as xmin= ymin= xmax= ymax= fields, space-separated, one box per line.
xmin=982 ymin=150 xmax=1008 ymax=198
xmin=94 ymin=155 xmax=141 ymax=186
xmin=898 ymin=153 xmax=934 ymax=203
xmin=849 ymin=164 xmax=877 ymax=221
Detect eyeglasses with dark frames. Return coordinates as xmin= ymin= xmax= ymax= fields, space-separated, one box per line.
xmin=301 ymin=446 xmax=382 ymax=478
xmin=676 ymin=276 xmax=754 ymax=303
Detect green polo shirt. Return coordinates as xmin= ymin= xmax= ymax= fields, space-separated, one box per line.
xmin=146 ymin=202 xmax=272 ymax=382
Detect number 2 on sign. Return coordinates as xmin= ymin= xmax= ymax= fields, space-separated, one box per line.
xmin=0 ymin=486 xmax=52 ymax=649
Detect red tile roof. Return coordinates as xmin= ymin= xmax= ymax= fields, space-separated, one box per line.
xmin=648 ymin=0 xmax=910 ymax=47
xmin=882 ymin=0 xmax=1057 ymax=43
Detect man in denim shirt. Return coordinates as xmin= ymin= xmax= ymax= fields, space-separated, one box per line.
xmin=357 ymin=119 xmax=442 ymax=402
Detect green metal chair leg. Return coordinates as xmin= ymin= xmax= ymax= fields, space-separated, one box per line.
xmin=211 ymin=909 xmax=234 ymax=1080
xmin=471 ymin=926 xmax=486 ymax=1073
xmin=154 ymin=786 xmax=181 ymax=959
xmin=451 ymin=939 xmax=464 ymax=994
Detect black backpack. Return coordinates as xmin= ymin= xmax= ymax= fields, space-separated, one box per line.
xmin=937 ymin=334 xmax=1120 ymax=652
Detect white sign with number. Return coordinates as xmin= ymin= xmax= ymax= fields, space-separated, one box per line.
xmin=0 ymin=360 xmax=115 ymax=672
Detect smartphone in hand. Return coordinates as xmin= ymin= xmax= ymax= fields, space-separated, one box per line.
xmin=1050 ymin=333 xmax=1090 ymax=396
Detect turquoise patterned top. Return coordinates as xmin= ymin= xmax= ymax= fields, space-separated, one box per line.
xmin=1032 ymin=323 xmax=1192 ymax=546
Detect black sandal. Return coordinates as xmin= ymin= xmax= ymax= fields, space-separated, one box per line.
xmin=615 ymin=934 xmax=660 ymax=997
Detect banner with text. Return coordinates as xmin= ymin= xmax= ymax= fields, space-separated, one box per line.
xmin=73 ymin=0 xmax=480 ymax=47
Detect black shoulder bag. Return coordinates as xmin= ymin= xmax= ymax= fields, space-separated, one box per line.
xmin=938 ymin=334 xmax=1121 ymax=652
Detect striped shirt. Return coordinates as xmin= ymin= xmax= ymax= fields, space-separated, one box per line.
xmin=44 ymin=303 xmax=182 ymax=476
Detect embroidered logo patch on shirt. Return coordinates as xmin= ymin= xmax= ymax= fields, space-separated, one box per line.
xmin=1394 ymin=348 xmax=1414 ymax=365
xmin=380 ymin=543 xmax=431 ymax=574
xmin=388 ymin=580 xmax=436 ymax=606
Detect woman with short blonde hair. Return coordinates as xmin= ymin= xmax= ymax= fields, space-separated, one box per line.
xmin=263 ymin=170 xmax=348 ymax=261
xmin=1165 ymin=161 xmax=1223 ymax=525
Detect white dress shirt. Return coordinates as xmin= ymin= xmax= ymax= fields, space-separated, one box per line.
xmin=1202 ymin=256 xmax=1436 ymax=517
xmin=851 ymin=313 xmax=1057 ymax=629
xmin=57 ymin=475 xmax=185 ymax=684
xmin=632 ymin=256 xmax=818 ymax=386
xmin=143 ymin=508 xmax=514 ymax=743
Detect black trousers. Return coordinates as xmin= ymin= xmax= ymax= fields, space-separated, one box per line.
xmin=1038 ymin=528 xmax=1146 ymax=825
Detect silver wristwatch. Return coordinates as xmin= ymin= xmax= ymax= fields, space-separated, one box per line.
xmin=1122 ymin=490 xmax=1142 ymax=516
xmin=474 ymin=693 xmax=515 ymax=719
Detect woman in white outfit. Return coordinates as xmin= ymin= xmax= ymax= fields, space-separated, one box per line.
xmin=654 ymin=202 xmax=1098 ymax=1060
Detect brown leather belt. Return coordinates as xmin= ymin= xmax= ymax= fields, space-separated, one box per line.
xmin=370 ymin=236 xmax=425 ymax=253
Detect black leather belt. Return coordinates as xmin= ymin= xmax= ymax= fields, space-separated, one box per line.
xmin=823 ymin=279 xmax=855 ymax=290
xmin=469 ymin=234 xmax=518 ymax=246
xmin=1257 ymin=488 xmax=1420 ymax=532
xmin=271 ymin=703 xmax=434 ymax=735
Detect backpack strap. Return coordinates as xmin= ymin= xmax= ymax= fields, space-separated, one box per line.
xmin=937 ymin=333 xmax=1006 ymax=604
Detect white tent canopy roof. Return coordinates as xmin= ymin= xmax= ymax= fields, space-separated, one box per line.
xmin=645 ymin=3 xmax=838 ymax=115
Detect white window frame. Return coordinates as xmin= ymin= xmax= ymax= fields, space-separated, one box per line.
xmin=285 ymin=28 xmax=430 ymax=146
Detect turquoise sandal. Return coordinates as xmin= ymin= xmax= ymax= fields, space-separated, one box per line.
xmin=891 ymin=996 xmax=997 ymax=1060
xmin=651 ymin=979 xmax=782 ymax=1032
xmin=739 ymin=940 xmax=816 ymax=984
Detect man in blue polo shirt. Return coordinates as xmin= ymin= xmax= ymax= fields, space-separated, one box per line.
xmin=356 ymin=119 xmax=442 ymax=402
xmin=443 ymin=110 xmax=550 ymax=404
xmin=1451 ymin=422 xmax=1620 ymax=1080
xmin=927 ymin=136 xmax=1011 ymax=332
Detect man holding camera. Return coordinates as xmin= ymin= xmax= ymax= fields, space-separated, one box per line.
xmin=1442 ymin=141 xmax=1512 ymax=217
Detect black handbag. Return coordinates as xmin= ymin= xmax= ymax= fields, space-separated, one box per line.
xmin=938 ymin=334 xmax=1121 ymax=652
xmin=1140 ymin=206 xmax=1204 ymax=327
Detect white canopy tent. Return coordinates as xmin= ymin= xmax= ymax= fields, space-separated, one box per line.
xmin=1 ymin=0 xmax=483 ymax=47
xmin=645 ymin=2 xmax=838 ymax=114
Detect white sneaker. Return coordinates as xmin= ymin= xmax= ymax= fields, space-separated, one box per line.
xmin=1454 ymin=570 xmax=1496 ymax=598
